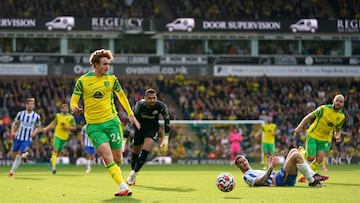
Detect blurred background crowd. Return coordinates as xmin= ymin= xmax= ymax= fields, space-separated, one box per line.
xmin=1 ymin=0 xmax=359 ymax=19
xmin=0 ymin=0 xmax=359 ymax=164
xmin=0 ymin=76 xmax=359 ymax=163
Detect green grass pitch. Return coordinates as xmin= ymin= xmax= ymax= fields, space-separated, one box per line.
xmin=1 ymin=163 xmax=359 ymax=203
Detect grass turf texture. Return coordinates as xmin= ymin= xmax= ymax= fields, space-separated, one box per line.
xmin=1 ymin=164 xmax=359 ymax=203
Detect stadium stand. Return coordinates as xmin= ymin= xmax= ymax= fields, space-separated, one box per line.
xmin=0 ymin=0 xmax=359 ymax=164
xmin=0 ymin=0 xmax=156 ymax=18
xmin=0 ymin=76 xmax=359 ymax=162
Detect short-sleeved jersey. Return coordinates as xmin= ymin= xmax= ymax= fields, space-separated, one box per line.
xmin=81 ymin=125 xmax=94 ymax=147
xmin=72 ymin=72 xmax=123 ymax=124
xmin=243 ymin=169 xmax=275 ymax=187
xmin=133 ymin=99 xmax=170 ymax=132
xmin=14 ymin=110 xmax=41 ymax=141
xmin=262 ymin=123 xmax=277 ymax=144
xmin=307 ymin=104 xmax=346 ymax=141
xmin=54 ymin=113 xmax=76 ymax=140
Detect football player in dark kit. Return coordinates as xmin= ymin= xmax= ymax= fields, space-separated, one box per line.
xmin=126 ymin=88 xmax=170 ymax=185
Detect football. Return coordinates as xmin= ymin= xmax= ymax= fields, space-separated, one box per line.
xmin=216 ymin=173 xmax=235 ymax=192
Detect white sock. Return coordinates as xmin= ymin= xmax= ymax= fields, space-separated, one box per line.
xmin=120 ymin=182 xmax=129 ymax=190
xmin=130 ymin=170 xmax=136 ymax=177
xmin=21 ymin=152 xmax=29 ymax=158
xmin=86 ymin=159 xmax=91 ymax=170
xmin=10 ymin=155 xmax=22 ymax=173
xmin=296 ymin=163 xmax=315 ymax=182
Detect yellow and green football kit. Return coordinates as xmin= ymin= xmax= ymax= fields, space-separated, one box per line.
xmin=70 ymin=72 xmax=134 ymax=184
xmin=306 ymin=104 xmax=345 ymax=156
xmin=306 ymin=104 xmax=345 ymax=172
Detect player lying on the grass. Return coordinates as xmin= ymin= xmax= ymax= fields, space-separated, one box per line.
xmin=234 ymin=148 xmax=327 ymax=187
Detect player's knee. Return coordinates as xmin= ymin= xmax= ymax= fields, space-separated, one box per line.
xmin=289 ymin=148 xmax=298 ymax=154
xmin=114 ymin=156 xmax=122 ymax=165
xmin=307 ymin=156 xmax=316 ymax=162
xmin=316 ymin=156 xmax=324 ymax=163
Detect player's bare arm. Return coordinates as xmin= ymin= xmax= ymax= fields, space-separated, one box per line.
xmin=43 ymin=120 xmax=56 ymax=133
xmin=334 ymin=129 xmax=342 ymax=143
xmin=10 ymin=120 xmax=20 ymax=137
xmin=254 ymin=156 xmax=279 ymax=186
xmin=128 ymin=115 xmax=140 ymax=130
xmin=71 ymin=106 xmax=83 ymax=115
xmin=294 ymin=113 xmax=315 ymax=133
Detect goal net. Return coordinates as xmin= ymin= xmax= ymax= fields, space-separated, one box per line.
xmin=158 ymin=120 xmax=265 ymax=164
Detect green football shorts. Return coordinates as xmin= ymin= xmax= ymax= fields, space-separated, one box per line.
xmin=53 ymin=136 xmax=68 ymax=151
xmin=262 ymin=143 xmax=275 ymax=154
xmin=306 ymin=136 xmax=331 ymax=157
xmin=86 ymin=117 xmax=124 ymax=149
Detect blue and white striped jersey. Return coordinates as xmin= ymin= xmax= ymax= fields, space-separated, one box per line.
xmin=14 ymin=110 xmax=41 ymax=141
xmin=243 ymin=169 xmax=275 ymax=187
xmin=81 ymin=125 xmax=94 ymax=147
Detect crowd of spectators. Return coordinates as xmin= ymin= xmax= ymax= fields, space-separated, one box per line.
xmin=161 ymin=75 xmax=360 ymax=161
xmin=0 ymin=0 xmax=156 ymax=18
xmin=0 ymin=0 xmax=359 ymax=20
xmin=0 ymin=76 xmax=359 ymax=164
xmin=1 ymin=0 xmax=359 ymax=165
xmin=330 ymin=0 xmax=360 ymax=19
xmin=166 ymin=0 xmax=360 ymax=20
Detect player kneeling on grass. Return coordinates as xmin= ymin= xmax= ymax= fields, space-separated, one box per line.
xmin=234 ymin=148 xmax=325 ymax=187
xmin=126 ymin=88 xmax=170 ymax=186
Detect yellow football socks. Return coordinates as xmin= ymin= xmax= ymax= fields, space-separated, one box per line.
xmin=310 ymin=160 xmax=320 ymax=171
xmin=51 ymin=152 xmax=58 ymax=168
xmin=263 ymin=155 xmax=268 ymax=168
xmin=106 ymin=161 xmax=124 ymax=185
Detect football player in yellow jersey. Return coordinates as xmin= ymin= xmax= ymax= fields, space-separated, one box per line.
xmin=43 ymin=103 xmax=76 ymax=174
xmin=255 ymin=115 xmax=278 ymax=170
xmin=294 ymin=94 xmax=345 ymax=182
xmin=70 ymin=49 xmax=140 ymax=197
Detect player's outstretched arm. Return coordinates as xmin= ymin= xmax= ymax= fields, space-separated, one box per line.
xmin=294 ymin=112 xmax=315 ymax=134
xmin=70 ymin=94 xmax=83 ymax=115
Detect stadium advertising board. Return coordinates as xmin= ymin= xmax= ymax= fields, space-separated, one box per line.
xmin=1 ymin=54 xmax=359 ymax=77
xmin=0 ymin=63 xmax=47 ymax=75
xmin=159 ymin=18 xmax=360 ymax=33
xmin=118 ymin=65 xmax=210 ymax=75
xmin=1 ymin=155 xmax=358 ymax=166
xmin=47 ymin=64 xmax=113 ymax=75
xmin=173 ymin=155 xmax=360 ymax=165
xmin=213 ymin=65 xmax=360 ymax=77
xmin=0 ymin=17 xmax=152 ymax=33
xmin=3 ymin=54 xmax=359 ymax=66
xmin=209 ymin=56 xmax=360 ymax=66
xmin=0 ymin=17 xmax=359 ymax=33
xmin=47 ymin=63 xmax=210 ymax=76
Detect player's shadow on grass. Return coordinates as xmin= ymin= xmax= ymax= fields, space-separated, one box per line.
xmin=325 ymin=182 xmax=360 ymax=187
xmin=102 ymin=197 xmax=141 ymax=203
xmin=135 ymin=185 xmax=196 ymax=192
xmin=224 ymin=196 xmax=242 ymax=200
xmin=13 ymin=177 xmax=44 ymax=180
xmin=52 ymin=174 xmax=86 ymax=177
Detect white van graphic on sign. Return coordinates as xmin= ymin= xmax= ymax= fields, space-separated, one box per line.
xmin=166 ymin=18 xmax=195 ymax=32
xmin=45 ymin=16 xmax=75 ymax=31
xmin=290 ymin=19 xmax=318 ymax=33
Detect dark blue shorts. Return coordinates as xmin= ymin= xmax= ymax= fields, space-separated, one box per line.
xmin=275 ymin=168 xmax=297 ymax=186
xmin=85 ymin=146 xmax=96 ymax=155
xmin=12 ymin=139 xmax=31 ymax=153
